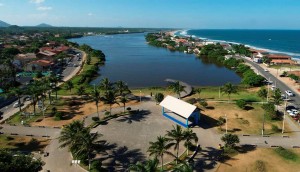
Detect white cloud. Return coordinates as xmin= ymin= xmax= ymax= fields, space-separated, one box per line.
xmin=88 ymin=13 xmax=93 ymax=16
xmin=37 ymin=6 xmax=52 ymax=11
xmin=30 ymin=0 xmax=45 ymax=4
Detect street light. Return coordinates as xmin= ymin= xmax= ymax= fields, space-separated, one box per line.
xmin=139 ymin=90 xmax=142 ymax=102
xmin=225 ymin=114 xmax=228 ymax=134
xmin=262 ymin=113 xmax=265 ymax=136
xmin=282 ymin=101 xmax=287 ymax=133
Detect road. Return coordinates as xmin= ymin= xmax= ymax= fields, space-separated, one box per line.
xmin=0 ymin=50 xmax=86 ymax=124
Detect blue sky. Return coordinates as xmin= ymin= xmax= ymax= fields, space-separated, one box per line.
xmin=0 ymin=0 xmax=299 ymax=29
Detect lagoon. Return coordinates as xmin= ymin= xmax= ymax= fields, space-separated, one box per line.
xmin=69 ymin=33 xmax=241 ymax=88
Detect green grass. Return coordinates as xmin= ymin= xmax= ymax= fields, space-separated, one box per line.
xmin=269 ymin=64 xmax=299 ymax=69
xmin=274 ymin=147 xmax=299 ymax=162
xmin=7 ymin=112 xmax=43 ymax=125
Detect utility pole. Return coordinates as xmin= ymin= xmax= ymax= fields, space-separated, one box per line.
xmin=219 ymin=87 xmax=221 ymax=99
xmin=225 ymin=114 xmax=228 ymax=134
xmin=139 ymin=90 xmax=142 ymax=102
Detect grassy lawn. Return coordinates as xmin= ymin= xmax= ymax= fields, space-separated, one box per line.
xmin=7 ymin=112 xmax=43 ymax=126
xmin=57 ymin=53 xmax=99 ymax=96
xmin=0 ymin=134 xmax=49 ymax=152
xmin=199 ymin=102 xmax=289 ymax=135
xmin=269 ymin=64 xmax=300 ymax=70
xmin=216 ymin=148 xmax=300 ymax=172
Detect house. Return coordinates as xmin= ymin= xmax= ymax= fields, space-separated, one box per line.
xmin=37 ymin=51 xmax=57 ymax=61
xmin=25 ymin=60 xmax=54 ymax=72
xmin=267 ymin=54 xmax=296 ymax=64
xmin=13 ymin=53 xmax=37 ymax=68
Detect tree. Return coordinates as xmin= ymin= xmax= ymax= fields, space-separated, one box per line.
xmin=166 ymin=125 xmax=185 ymax=164
xmin=199 ymin=99 xmax=208 ymax=108
xmin=262 ymin=102 xmax=276 ymax=119
xmin=0 ymin=149 xmax=43 ymax=172
xmin=148 ymin=136 xmax=172 ymax=171
xmin=262 ymin=56 xmax=271 ymax=64
xmin=154 ymin=93 xmax=164 ymax=104
xmin=59 ymin=120 xmax=85 ymax=149
xmin=65 ymin=81 xmax=74 ymax=93
xmin=173 ymin=161 xmax=193 ymax=172
xmin=77 ymin=86 xmax=86 ymax=98
xmin=257 ymin=87 xmax=268 ymax=102
xmin=236 ymin=99 xmax=247 ymax=109
xmin=217 ymin=116 xmax=226 ymax=130
xmin=169 ymin=81 xmax=186 ymax=99
xmin=119 ymin=95 xmax=128 ymax=113
xmin=195 ymin=88 xmax=202 ymax=99
xmin=102 ymin=90 xmax=118 ymax=115
xmin=49 ymin=75 xmax=59 ymax=100
xmin=91 ymin=89 xmax=101 ymax=119
xmin=9 ymin=87 xmax=23 ymax=112
xmin=272 ymin=88 xmax=283 ymax=110
xmin=183 ymin=129 xmax=198 ymax=155
xmin=221 ymin=82 xmax=238 ymax=102
xmin=99 ymin=77 xmax=112 ymax=93
xmin=128 ymin=158 xmax=159 ymax=172
xmin=115 ymin=80 xmax=130 ymax=96
xmin=27 ymin=82 xmax=42 ymax=115
xmin=221 ymin=133 xmax=240 ymax=148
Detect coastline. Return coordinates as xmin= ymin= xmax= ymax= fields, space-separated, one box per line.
xmin=178 ymin=29 xmax=300 ymax=59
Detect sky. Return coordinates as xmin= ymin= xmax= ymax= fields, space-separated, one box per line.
xmin=0 ymin=0 xmax=300 ymax=29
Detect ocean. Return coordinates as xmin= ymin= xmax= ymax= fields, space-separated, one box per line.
xmin=178 ymin=29 xmax=300 ymax=59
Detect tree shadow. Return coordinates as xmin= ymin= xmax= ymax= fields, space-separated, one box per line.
xmin=236 ymin=144 xmax=257 ymax=154
xmin=205 ymin=106 xmax=215 ymax=110
xmin=193 ymin=147 xmax=222 ymax=172
xmin=98 ymin=144 xmax=146 ymax=171
xmin=244 ymin=106 xmax=254 ymax=111
xmin=199 ymin=114 xmax=219 ymax=129
xmin=116 ymin=110 xmax=151 ymax=124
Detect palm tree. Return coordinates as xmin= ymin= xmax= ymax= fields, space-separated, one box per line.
xmin=91 ymin=89 xmax=101 ymax=119
xmin=221 ymin=82 xmax=238 ymax=102
xmin=102 ymin=90 xmax=118 ymax=115
xmin=173 ymin=161 xmax=193 ymax=172
xmin=166 ymin=125 xmax=185 ymax=164
xmin=169 ymin=81 xmax=186 ymax=99
xmin=195 ymin=88 xmax=202 ymax=100
xmin=119 ymin=95 xmax=128 ymax=113
xmin=272 ymin=88 xmax=283 ymax=110
xmin=72 ymin=128 xmax=101 ymax=171
xmin=27 ymin=82 xmax=42 ymax=115
xmin=77 ymin=86 xmax=86 ymax=98
xmin=257 ymin=87 xmax=268 ymax=103
xmin=59 ymin=120 xmax=85 ymax=149
xmin=65 ymin=81 xmax=74 ymax=93
xmin=99 ymin=77 xmax=112 ymax=93
xmin=128 ymin=158 xmax=159 ymax=172
xmin=115 ymin=80 xmax=130 ymax=96
xmin=49 ymin=75 xmax=59 ymax=100
xmin=183 ymin=129 xmax=198 ymax=155
xmin=9 ymin=87 xmax=23 ymax=112
xmin=148 ymin=136 xmax=172 ymax=171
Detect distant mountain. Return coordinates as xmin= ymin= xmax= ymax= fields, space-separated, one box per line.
xmin=36 ymin=23 xmax=53 ymax=27
xmin=0 ymin=20 xmax=10 ymax=27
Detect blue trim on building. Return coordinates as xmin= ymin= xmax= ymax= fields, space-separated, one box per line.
xmin=163 ymin=113 xmax=188 ymax=128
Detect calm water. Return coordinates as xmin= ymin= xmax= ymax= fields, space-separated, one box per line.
xmin=69 ymin=33 xmax=241 ymax=88
xmin=182 ymin=29 xmax=300 ymax=58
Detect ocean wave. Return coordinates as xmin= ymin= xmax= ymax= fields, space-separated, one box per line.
xmin=183 ymin=31 xmax=300 ymax=58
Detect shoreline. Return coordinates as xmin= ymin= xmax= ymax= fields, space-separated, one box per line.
xmin=178 ymin=29 xmax=300 ymax=59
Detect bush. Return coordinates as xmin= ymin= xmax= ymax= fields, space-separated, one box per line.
xmin=274 ymin=147 xmax=298 ymax=161
xmin=236 ymin=99 xmax=247 ymax=109
xmin=92 ymin=117 xmax=99 ymax=121
xmin=254 ymin=160 xmax=266 ymax=172
xmin=199 ymin=99 xmax=208 ymax=108
xmin=221 ymin=133 xmax=240 ymax=148
xmin=186 ymin=98 xmax=196 ymax=104
xmin=154 ymin=93 xmax=164 ymax=104
xmin=104 ymin=111 xmax=110 ymax=116
xmin=271 ymin=124 xmax=280 ymax=133
xmin=54 ymin=112 xmax=63 ymax=121
xmin=51 ymin=107 xmax=57 ymax=116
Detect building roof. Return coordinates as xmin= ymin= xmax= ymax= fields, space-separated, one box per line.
xmin=160 ymin=95 xmax=197 ymax=119
xmin=16 ymin=53 xmax=37 ymax=60
xmin=267 ymin=54 xmax=291 ymax=59
xmin=271 ymin=59 xmax=296 ymax=64
xmin=30 ymin=60 xmax=54 ymax=67
xmin=38 ymin=50 xmax=56 ymax=57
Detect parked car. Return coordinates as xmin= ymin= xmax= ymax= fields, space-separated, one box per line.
xmin=13 ymin=102 xmax=21 ymax=108
xmin=264 ymin=69 xmax=269 ymax=72
xmin=271 ymin=85 xmax=276 ymax=91
xmin=285 ymin=90 xmax=294 ymax=96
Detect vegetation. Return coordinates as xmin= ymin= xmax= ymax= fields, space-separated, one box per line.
xmin=221 ymin=133 xmax=240 ymax=149
xmin=168 ymin=81 xmax=186 ymax=99
xmin=236 ymin=99 xmax=247 ymax=109
xmin=0 ymin=149 xmax=43 ymax=172
xmin=254 ymin=160 xmax=266 ymax=172
xmin=221 ymin=82 xmax=238 ymax=101
xmin=154 ymin=93 xmax=164 ymax=104
xmin=274 ymin=147 xmax=299 ymax=162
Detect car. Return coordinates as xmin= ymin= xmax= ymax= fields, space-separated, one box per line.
xmin=271 ymin=85 xmax=276 ymax=91
xmin=285 ymin=90 xmax=294 ymax=96
xmin=264 ymin=69 xmax=269 ymax=72
xmin=286 ymin=105 xmax=296 ymax=111
xmin=13 ymin=102 xmax=21 ymax=108
xmin=73 ymin=64 xmax=79 ymax=67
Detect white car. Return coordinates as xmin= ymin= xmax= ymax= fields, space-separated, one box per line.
xmin=285 ymin=90 xmax=294 ymax=97
xmin=271 ymin=85 xmax=276 ymax=91
xmin=13 ymin=102 xmax=21 ymax=108
xmin=264 ymin=69 xmax=269 ymax=72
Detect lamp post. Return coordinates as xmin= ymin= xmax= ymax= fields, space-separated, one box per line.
xmin=219 ymin=87 xmax=221 ymax=99
xmin=267 ymin=78 xmax=270 ymax=102
xmin=139 ymin=90 xmax=142 ymax=102
xmin=225 ymin=114 xmax=228 ymax=134
xmin=262 ymin=113 xmax=265 ymax=136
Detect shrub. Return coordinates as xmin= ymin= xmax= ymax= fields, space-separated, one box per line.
xmin=92 ymin=117 xmax=99 ymax=121
xmin=54 ymin=112 xmax=63 ymax=121
xmin=154 ymin=93 xmax=164 ymax=104
xmin=254 ymin=160 xmax=266 ymax=172
xmin=236 ymin=99 xmax=247 ymax=109
xmin=274 ymin=147 xmax=298 ymax=161
xmin=51 ymin=107 xmax=57 ymax=116
xmin=186 ymin=98 xmax=196 ymax=104
xmin=104 ymin=111 xmax=110 ymax=116
xmin=221 ymin=133 xmax=240 ymax=148
xmin=199 ymin=99 xmax=208 ymax=108
xmin=271 ymin=124 xmax=280 ymax=133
